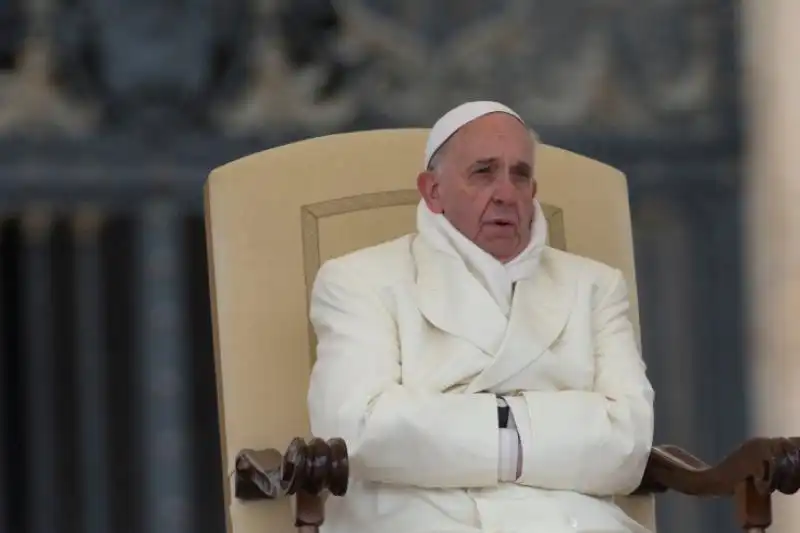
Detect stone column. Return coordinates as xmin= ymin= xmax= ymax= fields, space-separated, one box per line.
xmin=0 ymin=218 xmax=7 ymax=533
xmin=137 ymin=200 xmax=194 ymax=533
xmin=21 ymin=209 xmax=59 ymax=533
xmin=742 ymin=1 xmax=800 ymax=532
xmin=73 ymin=210 xmax=110 ymax=533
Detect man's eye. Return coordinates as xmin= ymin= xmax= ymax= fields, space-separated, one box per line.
xmin=475 ymin=167 xmax=491 ymax=174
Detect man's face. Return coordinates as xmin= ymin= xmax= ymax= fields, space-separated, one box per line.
xmin=418 ymin=113 xmax=537 ymax=263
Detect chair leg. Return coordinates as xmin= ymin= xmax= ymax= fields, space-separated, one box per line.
xmin=736 ymin=479 xmax=771 ymax=532
xmin=294 ymin=490 xmax=324 ymax=533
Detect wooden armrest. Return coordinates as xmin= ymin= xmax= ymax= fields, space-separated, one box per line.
xmin=635 ymin=438 xmax=800 ymax=531
xmin=234 ymin=437 xmax=348 ymax=530
xmin=234 ymin=437 xmax=800 ymax=532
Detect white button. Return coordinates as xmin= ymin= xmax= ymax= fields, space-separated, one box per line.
xmin=569 ymin=517 xmax=579 ymax=529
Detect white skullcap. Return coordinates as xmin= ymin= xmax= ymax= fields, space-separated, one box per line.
xmin=424 ymin=100 xmax=525 ymax=169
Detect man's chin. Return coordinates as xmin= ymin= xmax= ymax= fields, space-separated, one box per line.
xmin=479 ymin=239 xmax=522 ymax=262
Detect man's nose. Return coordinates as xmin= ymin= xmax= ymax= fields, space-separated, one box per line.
xmin=491 ymin=173 xmax=517 ymax=204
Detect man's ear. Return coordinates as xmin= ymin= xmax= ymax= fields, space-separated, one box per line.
xmin=417 ymin=171 xmax=444 ymax=214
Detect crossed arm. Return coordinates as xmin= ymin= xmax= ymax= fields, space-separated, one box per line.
xmin=306 ymin=259 xmax=654 ymax=495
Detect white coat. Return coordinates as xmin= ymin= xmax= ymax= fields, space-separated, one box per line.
xmin=307 ymin=210 xmax=655 ymax=533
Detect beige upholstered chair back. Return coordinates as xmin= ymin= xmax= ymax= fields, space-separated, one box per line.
xmin=204 ymin=129 xmax=655 ymax=533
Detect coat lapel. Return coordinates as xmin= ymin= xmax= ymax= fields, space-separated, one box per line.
xmin=411 ymin=235 xmax=508 ymax=356
xmin=464 ymin=255 xmax=575 ymax=393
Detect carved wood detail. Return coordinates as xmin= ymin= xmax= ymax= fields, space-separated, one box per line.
xmin=233 ymin=437 xmax=800 ymax=532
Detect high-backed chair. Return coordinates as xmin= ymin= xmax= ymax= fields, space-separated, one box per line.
xmin=204 ymin=129 xmax=800 ymax=533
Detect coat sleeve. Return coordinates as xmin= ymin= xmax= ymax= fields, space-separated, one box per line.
xmin=306 ymin=259 xmax=501 ymax=489
xmin=511 ymin=268 xmax=655 ymax=495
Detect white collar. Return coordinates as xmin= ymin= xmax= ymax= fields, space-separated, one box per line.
xmin=416 ymin=199 xmax=548 ymax=316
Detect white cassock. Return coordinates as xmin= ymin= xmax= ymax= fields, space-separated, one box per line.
xmin=307 ymin=200 xmax=655 ymax=533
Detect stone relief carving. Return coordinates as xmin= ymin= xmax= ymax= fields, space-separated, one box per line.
xmin=0 ymin=0 xmax=99 ymax=137
xmin=221 ymin=0 xmax=725 ymax=137
xmin=215 ymin=0 xmax=363 ymax=135
xmin=0 ymin=0 xmax=250 ymax=136
xmin=606 ymin=0 xmax=721 ymax=133
xmin=58 ymin=0 xmax=249 ymax=133
xmin=0 ymin=0 xmax=730 ymax=139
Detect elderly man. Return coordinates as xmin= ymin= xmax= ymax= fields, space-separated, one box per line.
xmin=307 ymin=101 xmax=655 ymax=533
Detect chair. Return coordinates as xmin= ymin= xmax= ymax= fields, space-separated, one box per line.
xmin=203 ymin=129 xmax=800 ymax=533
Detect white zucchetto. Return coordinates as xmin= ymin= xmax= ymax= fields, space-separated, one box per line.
xmin=423 ymin=101 xmax=525 ymax=169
